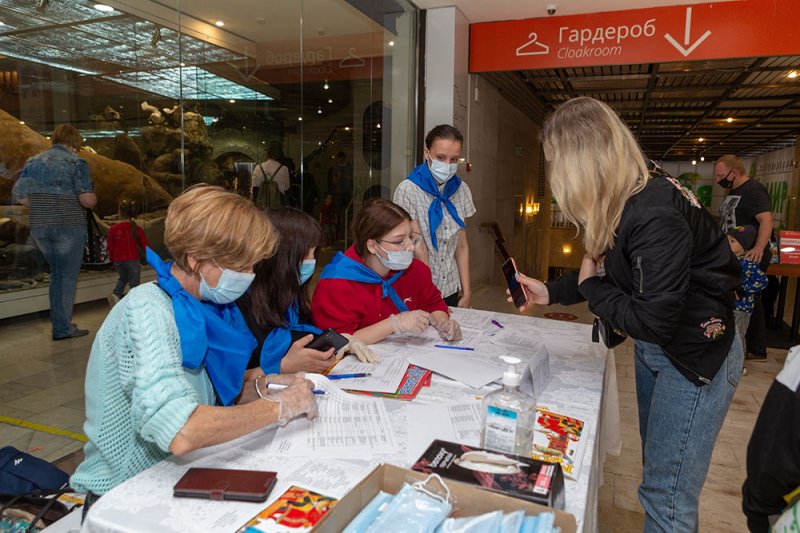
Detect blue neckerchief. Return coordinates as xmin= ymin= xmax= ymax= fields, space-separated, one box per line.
xmin=259 ymin=301 xmax=321 ymax=374
xmin=146 ymin=247 xmax=256 ymax=406
xmin=407 ymin=162 xmax=464 ymax=251
xmin=320 ymin=252 xmax=409 ymax=312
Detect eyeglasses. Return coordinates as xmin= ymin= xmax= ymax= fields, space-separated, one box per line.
xmin=379 ymin=232 xmax=421 ymax=248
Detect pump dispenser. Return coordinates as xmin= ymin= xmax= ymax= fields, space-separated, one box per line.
xmin=480 ymin=356 xmax=535 ymax=456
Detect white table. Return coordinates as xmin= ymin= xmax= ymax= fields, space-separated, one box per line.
xmin=79 ymin=309 xmax=617 ymax=533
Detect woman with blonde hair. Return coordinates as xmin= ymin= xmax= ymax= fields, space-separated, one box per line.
xmin=71 ymin=186 xmax=317 ymax=508
xmin=514 ymin=97 xmax=742 ymax=532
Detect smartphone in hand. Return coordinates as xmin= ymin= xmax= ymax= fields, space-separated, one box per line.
xmin=306 ymin=328 xmax=349 ymax=352
xmin=502 ymin=257 xmax=528 ymax=308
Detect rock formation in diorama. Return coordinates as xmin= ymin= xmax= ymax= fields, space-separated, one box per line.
xmin=140 ymin=101 xmax=224 ymax=196
xmin=0 ymin=108 xmax=173 ymax=217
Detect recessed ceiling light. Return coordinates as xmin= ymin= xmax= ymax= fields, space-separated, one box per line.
xmin=691 ymin=159 xmax=697 ymax=165
xmin=94 ymin=4 xmax=114 ymax=12
xmin=788 ymin=71 xmax=798 ymax=79
xmin=700 ymin=156 xmax=705 ymax=161
xmin=215 ymin=20 xmax=224 ymax=27
xmin=726 ymin=117 xmax=733 ymax=123
xmin=328 ymin=98 xmax=333 ymax=104
xmin=323 ymin=82 xmax=329 ymax=90
xmin=698 ymin=137 xmax=704 ymax=142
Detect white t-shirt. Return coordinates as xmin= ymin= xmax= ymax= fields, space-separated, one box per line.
xmin=252 ymin=159 xmax=290 ymax=194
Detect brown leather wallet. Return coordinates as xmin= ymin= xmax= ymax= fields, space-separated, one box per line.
xmin=173 ymin=467 xmax=277 ymax=502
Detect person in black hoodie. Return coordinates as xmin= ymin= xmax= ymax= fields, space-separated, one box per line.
xmin=513 ymin=97 xmax=743 ymax=532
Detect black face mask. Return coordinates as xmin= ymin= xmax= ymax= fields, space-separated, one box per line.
xmin=718 ymin=169 xmax=735 ymax=189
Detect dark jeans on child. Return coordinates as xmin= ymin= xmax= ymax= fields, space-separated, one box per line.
xmin=112 ymin=260 xmax=141 ymax=298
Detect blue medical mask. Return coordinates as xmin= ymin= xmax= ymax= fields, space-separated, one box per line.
xmin=428 ymin=158 xmax=458 ymax=184
xmin=199 ymin=263 xmax=255 ymax=304
xmin=376 ymin=243 xmax=413 ymax=271
xmin=298 ymin=259 xmax=316 ymax=285
xmin=364 ymin=476 xmax=452 ymax=533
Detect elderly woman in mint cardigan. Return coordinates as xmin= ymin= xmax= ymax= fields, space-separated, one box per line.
xmin=71 ymin=186 xmax=317 ymax=505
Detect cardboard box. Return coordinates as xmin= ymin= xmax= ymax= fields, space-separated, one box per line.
xmin=780 ymin=231 xmax=800 ymax=264
xmin=313 ymin=463 xmax=577 ymax=533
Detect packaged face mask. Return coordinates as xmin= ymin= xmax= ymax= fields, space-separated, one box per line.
xmin=501 ymin=510 xmax=525 ymax=533
xmin=520 ymin=512 xmax=555 ymax=533
xmin=343 ymin=491 xmax=392 ymax=533
xmin=365 ymin=476 xmax=452 ymax=533
xmin=436 ymin=510 xmax=504 ymax=532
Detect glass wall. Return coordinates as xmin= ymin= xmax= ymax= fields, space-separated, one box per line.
xmin=0 ymin=0 xmax=418 ymax=313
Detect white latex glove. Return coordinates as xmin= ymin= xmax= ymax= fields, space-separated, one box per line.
xmin=336 ymin=333 xmax=379 ymax=363
xmin=434 ymin=318 xmax=462 ymax=341
xmin=261 ymin=373 xmax=317 ymax=426
xmin=389 ymin=310 xmax=431 ymax=335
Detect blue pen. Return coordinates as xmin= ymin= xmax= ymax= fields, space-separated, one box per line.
xmin=328 ymin=373 xmax=371 ymax=380
xmin=434 ymin=344 xmax=475 ymax=351
xmin=267 ymin=383 xmax=325 ymax=395
xmin=491 ymin=319 xmax=504 ymax=329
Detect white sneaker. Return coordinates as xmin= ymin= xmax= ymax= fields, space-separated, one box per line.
xmin=107 ymin=293 xmax=120 ymax=308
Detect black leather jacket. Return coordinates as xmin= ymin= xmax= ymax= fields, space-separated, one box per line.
xmin=548 ymin=175 xmax=741 ymax=385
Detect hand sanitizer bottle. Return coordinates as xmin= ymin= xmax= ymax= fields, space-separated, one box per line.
xmin=480 ymin=356 xmax=535 ymax=456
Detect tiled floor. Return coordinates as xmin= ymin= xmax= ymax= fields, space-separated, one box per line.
xmin=0 ymin=283 xmax=781 ymax=532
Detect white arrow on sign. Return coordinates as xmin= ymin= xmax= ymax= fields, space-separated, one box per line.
xmin=664 ymin=7 xmax=711 ymax=57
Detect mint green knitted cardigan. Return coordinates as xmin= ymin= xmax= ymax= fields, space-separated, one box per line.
xmin=71 ymin=283 xmax=215 ymax=495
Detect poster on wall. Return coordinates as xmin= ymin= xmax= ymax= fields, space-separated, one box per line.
xmin=747 ymin=147 xmax=793 ymax=231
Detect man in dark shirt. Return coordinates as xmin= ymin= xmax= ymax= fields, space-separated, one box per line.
xmin=716 ymin=154 xmax=774 ymax=361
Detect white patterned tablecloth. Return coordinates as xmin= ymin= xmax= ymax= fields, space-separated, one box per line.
xmin=79 ymin=309 xmax=617 ymax=533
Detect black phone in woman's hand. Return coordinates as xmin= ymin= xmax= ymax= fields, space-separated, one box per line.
xmin=307 ymin=328 xmax=349 ymax=352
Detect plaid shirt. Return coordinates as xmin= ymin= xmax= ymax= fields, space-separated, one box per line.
xmin=393 ymin=178 xmax=476 ymax=298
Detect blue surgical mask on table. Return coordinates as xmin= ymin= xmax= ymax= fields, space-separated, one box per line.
xmin=376 ymin=243 xmax=413 ymax=271
xmin=298 ymin=259 xmax=316 ymax=285
xmin=364 ymin=475 xmax=452 ymax=533
xmin=199 ymin=263 xmax=255 ymax=304
xmin=428 ymin=158 xmax=458 ymax=184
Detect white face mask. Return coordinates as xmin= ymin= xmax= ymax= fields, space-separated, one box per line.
xmin=428 ymin=158 xmax=458 ymax=184
xmin=376 ymin=243 xmax=414 ymax=271
xmin=199 ymin=264 xmax=255 ymax=304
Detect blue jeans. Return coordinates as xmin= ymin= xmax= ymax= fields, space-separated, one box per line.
xmin=634 ymin=334 xmax=743 ymax=533
xmin=112 ymin=260 xmax=141 ymax=298
xmin=31 ymin=226 xmax=87 ymax=337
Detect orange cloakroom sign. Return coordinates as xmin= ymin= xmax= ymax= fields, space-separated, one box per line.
xmin=470 ymin=0 xmax=800 ymax=72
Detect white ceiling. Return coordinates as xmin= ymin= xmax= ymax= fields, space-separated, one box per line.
xmin=411 ymin=0 xmax=731 ymax=23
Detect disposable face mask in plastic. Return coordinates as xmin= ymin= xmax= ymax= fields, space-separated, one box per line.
xmin=342 ymin=491 xmax=392 ymax=533
xmin=436 ymin=510 xmax=504 ymax=532
xmin=364 ymin=475 xmax=452 ymax=533
xmin=520 ymin=512 xmax=555 ymax=533
xmin=501 ymin=510 xmax=525 ymax=533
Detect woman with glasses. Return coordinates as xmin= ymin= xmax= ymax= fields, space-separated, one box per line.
xmin=312 ymin=198 xmax=462 ymax=344
xmin=394 ymin=124 xmax=475 ymax=308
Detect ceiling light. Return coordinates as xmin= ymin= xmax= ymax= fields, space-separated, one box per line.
xmin=229 ymin=99 xmax=235 ymax=103
xmin=19 ymin=121 xmax=24 ymax=124
xmin=789 ymin=71 xmax=798 ymax=79
xmin=691 ymin=159 xmax=697 ymax=165
xmin=698 ymin=137 xmax=704 ymax=142
xmin=323 ymin=81 xmax=329 ymax=90
xmin=215 ymin=20 xmax=224 ymax=27
xmin=700 ymin=156 xmax=705 ymax=161
xmin=298 ymin=116 xmax=303 ymax=121
xmin=328 ymin=98 xmax=333 ymax=104
xmin=388 ymin=40 xmax=395 ymax=47
xmin=317 ymin=108 xmax=322 ymax=114
xmin=94 ymin=4 xmax=115 ymax=12
xmin=726 ymin=117 xmax=733 ymax=123
xmin=376 ymin=123 xmax=381 ymax=128
xmin=344 ymin=126 xmax=350 ymax=131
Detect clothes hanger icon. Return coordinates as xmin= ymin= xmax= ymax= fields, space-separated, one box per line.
xmin=339 ymin=48 xmax=366 ymax=68
xmin=516 ymin=32 xmax=550 ymax=56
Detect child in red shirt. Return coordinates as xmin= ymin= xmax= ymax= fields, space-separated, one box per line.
xmin=318 ymin=193 xmax=337 ymax=247
xmin=107 ymin=199 xmax=148 ymax=307
xmin=312 ymin=198 xmax=462 ymax=344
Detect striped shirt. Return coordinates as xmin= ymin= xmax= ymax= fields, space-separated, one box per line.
xmin=394 ymin=178 xmax=476 ymax=298
xmin=27 ymin=192 xmax=86 ymax=227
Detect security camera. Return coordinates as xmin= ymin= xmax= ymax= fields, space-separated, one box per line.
xmin=546 ymin=4 xmax=557 ymax=15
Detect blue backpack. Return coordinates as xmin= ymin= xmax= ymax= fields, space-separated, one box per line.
xmin=0 ymin=447 xmax=70 ymax=495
